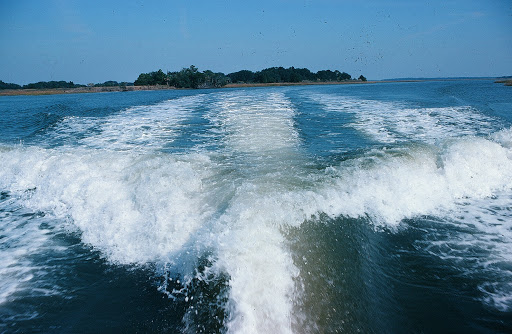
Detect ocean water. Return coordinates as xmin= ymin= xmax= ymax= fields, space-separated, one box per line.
xmin=0 ymin=80 xmax=511 ymax=333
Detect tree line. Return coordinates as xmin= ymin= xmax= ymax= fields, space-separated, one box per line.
xmin=0 ymin=80 xmax=134 ymax=90
xmin=91 ymin=81 xmax=134 ymax=87
xmin=134 ymin=66 xmax=366 ymax=88
xmin=1 ymin=66 xmax=366 ymax=90
xmin=134 ymin=66 xmax=229 ymax=88
xmin=228 ymin=67 xmax=353 ymax=83
xmin=0 ymin=80 xmax=85 ymax=90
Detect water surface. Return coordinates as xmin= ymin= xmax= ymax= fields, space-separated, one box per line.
xmin=1 ymin=81 xmax=511 ymax=333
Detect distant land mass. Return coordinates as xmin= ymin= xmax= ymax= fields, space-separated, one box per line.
xmin=382 ymin=76 xmax=512 ymax=86
xmin=1 ymin=67 xmax=509 ymax=96
xmin=0 ymin=80 xmax=133 ymax=90
xmin=133 ymin=66 xmax=365 ymax=89
xmin=0 ymin=66 xmax=365 ymax=92
xmin=382 ymin=76 xmax=503 ymax=81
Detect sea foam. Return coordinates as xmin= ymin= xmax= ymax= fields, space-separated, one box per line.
xmin=310 ymin=93 xmax=498 ymax=144
xmin=1 ymin=91 xmax=511 ymax=332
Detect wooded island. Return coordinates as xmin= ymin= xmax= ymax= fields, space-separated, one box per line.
xmin=0 ymin=65 xmax=366 ymax=94
xmin=134 ymin=66 xmax=365 ymax=88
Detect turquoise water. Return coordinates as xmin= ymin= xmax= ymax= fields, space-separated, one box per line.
xmin=1 ymin=80 xmax=511 ymax=333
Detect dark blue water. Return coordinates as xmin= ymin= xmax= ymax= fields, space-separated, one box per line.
xmin=1 ymin=81 xmax=511 ymax=333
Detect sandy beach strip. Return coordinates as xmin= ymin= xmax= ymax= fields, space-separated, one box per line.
xmin=0 ymin=81 xmax=375 ymax=96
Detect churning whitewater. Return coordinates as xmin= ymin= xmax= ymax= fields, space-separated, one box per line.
xmin=1 ymin=81 xmax=511 ymax=333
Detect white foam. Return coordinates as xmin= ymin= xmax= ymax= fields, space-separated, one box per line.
xmin=304 ymin=136 xmax=512 ymax=227
xmin=214 ymin=192 xmax=299 ymax=334
xmin=419 ymin=189 xmax=512 ymax=311
xmin=306 ymin=135 xmax=512 ymax=311
xmin=311 ymin=94 xmax=498 ymax=144
xmin=0 ymin=192 xmax=63 ymax=306
xmin=491 ymin=127 xmax=512 ymax=150
xmin=209 ymin=129 xmax=512 ymax=328
xmin=2 ymin=90 xmax=512 ymax=330
xmin=45 ymin=94 xmax=204 ymax=151
xmin=0 ymin=146 xmax=216 ymax=265
xmin=205 ymin=91 xmax=303 ymax=333
xmin=211 ymin=92 xmax=300 ymax=155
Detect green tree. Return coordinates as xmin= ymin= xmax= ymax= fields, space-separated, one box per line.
xmin=95 ymin=80 xmax=119 ymax=87
xmin=136 ymin=66 xmax=356 ymax=88
xmin=294 ymin=68 xmax=315 ymax=81
xmin=167 ymin=66 xmax=207 ymax=88
xmin=336 ymin=71 xmax=351 ymax=81
xmin=202 ymin=70 xmax=229 ymax=88
xmin=23 ymin=81 xmax=83 ymax=89
xmin=134 ymin=69 xmax=167 ymax=85
xmin=255 ymin=67 xmax=281 ymax=83
xmin=316 ymin=70 xmax=337 ymax=81
xmin=152 ymin=69 xmax=167 ymax=85
xmin=134 ymin=73 xmax=152 ymax=85
xmin=227 ymin=70 xmax=255 ymax=83
xmin=0 ymin=80 xmax=21 ymax=90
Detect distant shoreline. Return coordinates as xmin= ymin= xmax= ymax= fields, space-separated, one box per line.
xmin=0 ymin=85 xmax=175 ymax=96
xmin=0 ymin=78 xmax=503 ymax=96
xmin=0 ymin=81 xmax=373 ymax=96
xmin=495 ymin=79 xmax=512 ymax=86
xmin=223 ymin=80 xmax=375 ymax=88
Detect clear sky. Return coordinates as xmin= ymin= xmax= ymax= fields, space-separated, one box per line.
xmin=1 ymin=0 xmax=511 ymax=84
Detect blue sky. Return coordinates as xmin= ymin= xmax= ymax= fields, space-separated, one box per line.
xmin=1 ymin=0 xmax=511 ymax=84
